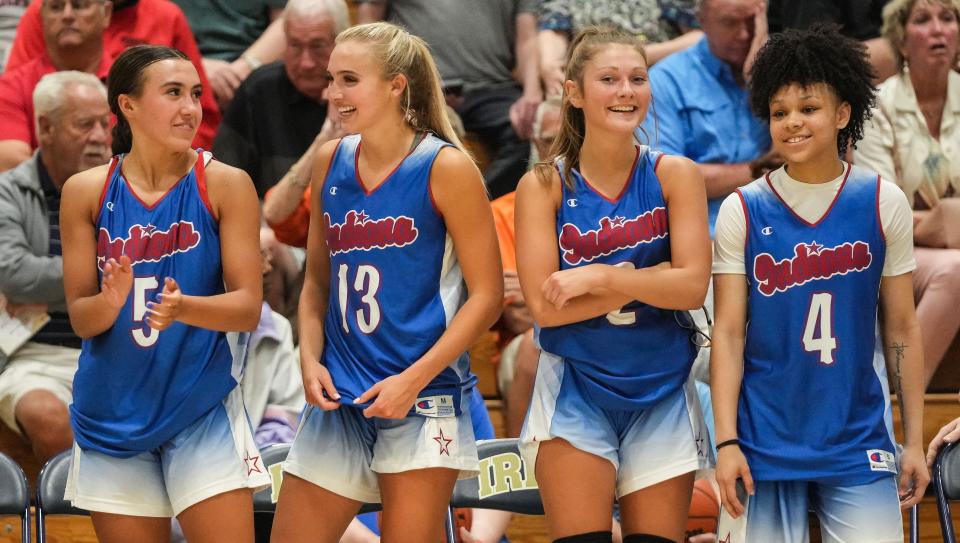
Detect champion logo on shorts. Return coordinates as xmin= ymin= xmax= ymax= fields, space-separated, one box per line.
xmin=433 ymin=427 xmax=454 ymax=456
xmin=244 ymin=453 xmax=263 ymax=476
xmin=415 ymin=394 xmax=455 ymax=417
xmin=866 ymin=449 xmax=896 ymax=472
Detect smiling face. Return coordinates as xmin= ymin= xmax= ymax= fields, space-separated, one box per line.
xmin=565 ymin=44 xmax=650 ymax=137
xmin=768 ymin=82 xmax=850 ymax=166
xmin=120 ymin=58 xmax=202 ymax=151
xmin=902 ymin=0 xmax=959 ymax=71
xmin=325 ymin=40 xmax=406 ymax=133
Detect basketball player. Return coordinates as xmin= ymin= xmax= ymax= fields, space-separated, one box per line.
xmin=268 ymin=22 xmax=502 ymax=543
xmin=514 ymin=26 xmax=713 ymax=543
xmin=59 ymin=45 xmax=267 ymax=542
xmin=710 ymin=25 xmax=929 ymax=542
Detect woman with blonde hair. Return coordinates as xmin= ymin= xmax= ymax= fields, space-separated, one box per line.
xmin=856 ymin=0 xmax=960 ymax=388
xmin=269 ymin=22 xmax=502 ymax=543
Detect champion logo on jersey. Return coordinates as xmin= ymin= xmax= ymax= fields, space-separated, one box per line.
xmin=753 ymin=240 xmax=873 ymax=296
xmin=558 ymin=207 xmax=668 ymax=265
xmin=324 ymin=210 xmax=419 ymax=255
xmin=97 ymin=221 xmax=201 ymax=270
xmin=866 ymin=449 xmax=896 ymax=472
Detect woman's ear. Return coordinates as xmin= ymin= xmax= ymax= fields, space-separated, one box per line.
xmin=836 ymin=100 xmax=851 ymax=130
xmin=117 ymin=94 xmax=135 ymax=119
xmin=389 ymin=73 xmax=408 ymax=99
xmin=564 ymin=79 xmax=583 ymax=109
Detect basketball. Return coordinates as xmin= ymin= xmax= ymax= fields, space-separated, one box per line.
xmin=686 ymin=478 xmax=720 ymax=537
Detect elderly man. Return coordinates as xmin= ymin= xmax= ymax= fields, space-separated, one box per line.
xmin=638 ymin=0 xmax=778 ymax=237
xmin=0 ymin=71 xmax=110 ymax=462
xmin=213 ymin=0 xmax=348 ymax=198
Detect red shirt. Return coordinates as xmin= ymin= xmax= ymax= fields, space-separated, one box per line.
xmin=5 ymin=0 xmax=221 ymax=148
xmin=0 ymin=53 xmax=111 ymax=148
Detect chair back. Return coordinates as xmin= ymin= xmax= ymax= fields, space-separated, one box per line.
xmin=0 ymin=452 xmax=30 ymax=543
xmin=36 ymin=449 xmax=86 ymax=543
xmin=450 ymin=438 xmax=543 ymax=515
xmin=935 ymin=440 xmax=960 ymax=542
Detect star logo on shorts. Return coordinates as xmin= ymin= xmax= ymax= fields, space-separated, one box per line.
xmin=720 ymin=533 xmax=732 ymax=543
xmin=695 ymin=431 xmax=705 ymax=458
xmin=244 ymin=453 xmax=262 ymax=476
xmin=433 ymin=427 xmax=454 ymax=456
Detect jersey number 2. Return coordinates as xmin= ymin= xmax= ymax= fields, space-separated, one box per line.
xmin=803 ymin=292 xmax=836 ymax=364
xmin=337 ymin=264 xmax=381 ymax=334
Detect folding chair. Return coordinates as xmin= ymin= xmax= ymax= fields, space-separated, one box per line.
xmin=934 ymin=439 xmax=960 ymax=542
xmin=36 ymin=449 xmax=87 ymax=543
xmin=0 ymin=451 xmax=30 ymax=543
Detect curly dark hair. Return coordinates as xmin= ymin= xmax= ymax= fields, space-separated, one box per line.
xmin=748 ymin=24 xmax=877 ymax=156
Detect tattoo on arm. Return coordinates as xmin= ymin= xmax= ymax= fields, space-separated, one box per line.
xmin=890 ymin=341 xmax=907 ymax=419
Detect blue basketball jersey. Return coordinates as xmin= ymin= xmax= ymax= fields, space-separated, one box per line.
xmin=71 ymin=153 xmax=245 ymax=458
xmin=320 ymin=134 xmax=475 ymax=416
xmin=537 ymin=147 xmax=696 ymax=411
xmin=738 ymin=164 xmax=895 ymax=485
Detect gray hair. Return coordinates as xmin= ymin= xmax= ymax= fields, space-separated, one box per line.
xmin=285 ymin=0 xmax=350 ymax=36
xmin=32 ymin=71 xmax=106 ymax=131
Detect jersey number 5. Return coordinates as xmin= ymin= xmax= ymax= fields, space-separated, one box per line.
xmin=337 ymin=264 xmax=382 ymax=334
xmin=803 ymin=292 xmax=837 ymax=364
xmin=132 ymin=276 xmax=159 ymax=347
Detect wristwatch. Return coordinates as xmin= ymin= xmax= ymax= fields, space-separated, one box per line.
xmin=241 ymin=53 xmax=263 ymax=71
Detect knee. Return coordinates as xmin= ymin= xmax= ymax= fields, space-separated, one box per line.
xmin=15 ymin=391 xmax=71 ymax=443
xmin=926 ymin=251 xmax=960 ymax=292
xmin=515 ymin=331 xmax=540 ymax=380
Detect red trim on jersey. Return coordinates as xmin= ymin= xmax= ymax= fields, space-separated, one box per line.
xmin=580 ymin=146 xmax=641 ymax=204
xmin=121 ymin=152 xmax=204 ymax=211
xmin=653 ymin=151 xmax=666 ymax=173
xmin=765 ymin=162 xmax=852 ymax=228
xmin=195 ymin=150 xmax=216 ymax=222
xmin=736 ymin=189 xmax=749 ymax=256
xmin=354 ymin=134 xmax=426 ymax=196
xmin=96 ymin=157 xmax=120 ymax=224
xmin=875 ymin=174 xmax=886 ymax=243
xmin=317 ymin=138 xmax=344 ymax=205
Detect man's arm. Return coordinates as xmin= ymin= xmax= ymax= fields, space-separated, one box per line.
xmin=0 ymin=181 xmax=65 ymax=305
xmin=355 ymin=1 xmax=387 ymax=23
xmin=698 ymin=162 xmax=754 ymax=200
xmin=510 ymin=11 xmax=542 ymax=140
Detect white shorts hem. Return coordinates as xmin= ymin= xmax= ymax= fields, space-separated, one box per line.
xmin=617 ymin=458 xmax=702 ymax=498
xmin=170 ymin=476 xmax=269 ymax=517
xmin=67 ymin=496 xmax=173 ymax=518
xmin=373 ymin=459 xmax=480 ymax=480
xmin=283 ymin=461 xmax=381 ymax=504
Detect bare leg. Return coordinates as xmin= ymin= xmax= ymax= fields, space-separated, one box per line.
xmin=506 ymin=329 xmax=539 ymax=437
xmin=177 ymin=488 xmax=255 ymax=543
xmin=270 ymin=474 xmax=362 ymax=543
xmin=619 ymin=471 xmax=696 ymax=542
xmin=535 ymin=438 xmax=617 ymax=539
xmin=379 ymin=468 xmax=459 ymax=543
xmin=14 ymin=390 xmax=73 ymax=462
xmin=90 ymin=512 xmax=171 ymax=543
xmin=913 ymin=249 xmax=960 ymax=388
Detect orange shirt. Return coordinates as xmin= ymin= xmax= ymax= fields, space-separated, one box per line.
xmin=491 ymin=191 xmax=516 ymax=272
xmin=265 ymin=185 xmax=312 ymax=248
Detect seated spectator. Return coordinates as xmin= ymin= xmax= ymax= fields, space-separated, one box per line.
xmin=0 ymin=71 xmax=110 ymax=462
xmin=4 ymin=0 xmax=221 ymax=149
xmin=0 ymin=0 xmax=27 ymax=72
xmin=215 ymin=0 xmax=349 ymax=198
xmin=0 ymin=0 xmax=113 ymax=171
xmin=538 ymin=0 xmax=703 ymax=96
xmin=855 ymin=0 xmax=960 ymax=389
xmin=637 ymin=0 xmax=777 ymax=238
xmin=355 ymin=0 xmax=542 ymax=199
xmin=172 ymin=0 xmax=289 ymax=107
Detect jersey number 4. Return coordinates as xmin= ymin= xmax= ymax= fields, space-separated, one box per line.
xmin=337 ymin=264 xmax=381 ymax=334
xmin=803 ymin=292 xmax=837 ymax=364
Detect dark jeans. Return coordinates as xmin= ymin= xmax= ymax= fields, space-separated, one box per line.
xmin=456 ymin=84 xmax=530 ymax=200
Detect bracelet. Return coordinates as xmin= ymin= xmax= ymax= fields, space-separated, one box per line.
xmin=241 ymin=53 xmax=263 ymax=71
xmin=716 ymin=438 xmax=740 ymax=451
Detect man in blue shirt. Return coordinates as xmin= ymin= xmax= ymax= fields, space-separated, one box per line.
xmin=638 ymin=0 xmax=780 ymax=236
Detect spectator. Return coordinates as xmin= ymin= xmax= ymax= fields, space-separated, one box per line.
xmin=215 ymin=0 xmax=349 ymax=198
xmin=0 ymin=71 xmax=110 ymax=462
xmin=0 ymin=0 xmax=28 ymax=72
xmin=855 ymin=0 xmax=960 ymax=389
xmin=538 ymin=0 xmax=704 ymax=96
xmin=0 ymin=0 xmax=112 ymax=171
xmin=5 ymin=0 xmax=222 ymax=150
xmin=171 ymin=0 xmax=289 ymax=107
xmin=637 ymin=0 xmax=776 ymax=238
xmin=356 ymin=0 xmax=542 ymax=199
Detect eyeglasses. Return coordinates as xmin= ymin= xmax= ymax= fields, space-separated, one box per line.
xmin=43 ymin=0 xmax=102 ymax=13
xmin=674 ymin=306 xmax=712 ymax=348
